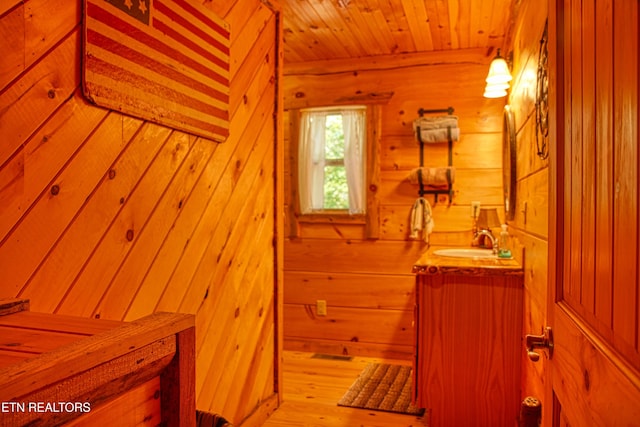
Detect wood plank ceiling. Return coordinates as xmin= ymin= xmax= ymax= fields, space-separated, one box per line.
xmin=279 ymin=0 xmax=517 ymax=64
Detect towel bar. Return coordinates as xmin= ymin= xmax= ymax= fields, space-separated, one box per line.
xmin=414 ymin=107 xmax=456 ymax=205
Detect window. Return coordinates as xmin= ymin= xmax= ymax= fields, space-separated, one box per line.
xmin=298 ymin=106 xmax=366 ymax=215
xmin=288 ymin=103 xmax=381 ymax=240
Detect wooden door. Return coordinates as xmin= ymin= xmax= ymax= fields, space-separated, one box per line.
xmin=547 ymin=0 xmax=640 ymax=425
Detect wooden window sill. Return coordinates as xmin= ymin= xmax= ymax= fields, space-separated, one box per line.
xmin=297 ymin=212 xmax=366 ymax=225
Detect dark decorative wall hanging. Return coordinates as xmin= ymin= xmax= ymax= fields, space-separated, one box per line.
xmin=535 ymin=20 xmax=549 ymax=160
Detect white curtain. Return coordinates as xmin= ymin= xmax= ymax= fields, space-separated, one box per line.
xmin=342 ymin=109 xmax=366 ymax=214
xmin=298 ymin=107 xmax=366 ymax=214
xmin=298 ymin=111 xmax=327 ymax=213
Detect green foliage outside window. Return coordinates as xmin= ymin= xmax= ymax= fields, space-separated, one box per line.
xmin=323 ymin=114 xmax=349 ymax=209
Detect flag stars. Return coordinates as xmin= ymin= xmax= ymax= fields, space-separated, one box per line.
xmin=110 ymin=0 xmax=149 ymax=24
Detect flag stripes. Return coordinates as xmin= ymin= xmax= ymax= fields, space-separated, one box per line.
xmin=87 ymin=71 xmax=229 ymax=137
xmin=86 ymin=28 xmax=228 ymax=112
xmin=86 ymin=55 xmax=228 ymax=126
xmin=154 ymin=0 xmax=229 ymax=60
xmin=83 ymin=0 xmax=230 ymax=142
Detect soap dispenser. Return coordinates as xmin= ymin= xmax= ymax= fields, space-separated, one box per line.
xmin=498 ymin=224 xmax=512 ymax=258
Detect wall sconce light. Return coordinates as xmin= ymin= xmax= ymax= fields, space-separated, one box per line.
xmin=484 ymin=49 xmax=512 ymax=98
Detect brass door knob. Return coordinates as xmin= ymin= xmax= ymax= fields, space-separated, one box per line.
xmin=525 ymin=326 xmax=553 ymax=362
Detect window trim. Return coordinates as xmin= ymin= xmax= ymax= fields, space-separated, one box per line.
xmin=299 ymin=105 xmax=365 ymax=214
xmin=288 ymin=105 xmax=380 ymax=239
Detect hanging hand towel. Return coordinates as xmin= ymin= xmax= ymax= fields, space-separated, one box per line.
xmin=407 ymin=167 xmax=455 ymax=187
xmin=409 ymin=197 xmax=434 ymax=243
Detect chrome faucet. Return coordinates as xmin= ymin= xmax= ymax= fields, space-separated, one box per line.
xmin=472 ymin=229 xmax=498 ymax=253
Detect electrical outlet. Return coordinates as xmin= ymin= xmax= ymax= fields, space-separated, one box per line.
xmin=471 ymin=201 xmax=481 ymax=218
xmin=316 ymin=300 xmax=327 ymax=316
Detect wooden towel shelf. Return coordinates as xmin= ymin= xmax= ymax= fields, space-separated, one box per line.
xmin=414 ymin=107 xmax=455 ymax=204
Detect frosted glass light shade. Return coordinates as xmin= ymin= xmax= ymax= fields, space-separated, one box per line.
xmin=483 ymin=82 xmax=509 ymax=98
xmin=483 ymin=49 xmax=512 ymax=98
xmin=486 ymin=55 xmax=512 ymax=84
xmin=485 ymin=82 xmax=510 ymax=91
xmin=483 ymin=87 xmax=508 ymax=98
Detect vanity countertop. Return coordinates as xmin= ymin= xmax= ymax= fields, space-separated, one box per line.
xmin=412 ymin=246 xmax=524 ymax=276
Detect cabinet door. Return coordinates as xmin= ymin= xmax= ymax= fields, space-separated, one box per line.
xmin=417 ymin=274 xmax=522 ymax=427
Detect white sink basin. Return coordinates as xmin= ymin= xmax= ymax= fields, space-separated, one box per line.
xmin=433 ymin=248 xmax=497 ymax=259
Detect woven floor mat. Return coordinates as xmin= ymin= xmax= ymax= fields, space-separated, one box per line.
xmin=337 ymin=363 xmax=425 ymax=416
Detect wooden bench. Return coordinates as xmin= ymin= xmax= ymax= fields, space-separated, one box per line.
xmin=0 ymin=299 xmax=195 ymax=426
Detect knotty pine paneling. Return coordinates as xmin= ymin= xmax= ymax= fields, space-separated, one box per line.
xmin=380 ymin=204 xmax=505 ymax=239
xmin=285 ymin=62 xmax=505 ymax=135
xmin=0 ymin=0 xmax=78 ymax=91
xmin=381 ymin=133 xmax=502 ymax=171
xmin=284 ymin=271 xmax=415 ymax=310
xmin=283 ymin=240 xmax=421 ymax=358
xmin=0 ymin=92 xmax=109 ymax=246
xmin=516 ymin=231 xmax=548 ymax=404
xmin=284 ymin=305 xmax=414 ymax=351
xmin=279 ymin=1 xmax=513 ymax=63
xmin=0 ymin=1 xmax=282 ymax=425
xmin=0 ymin=5 xmax=25 ymax=87
xmin=515 ymin=166 xmax=549 ymax=238
xmin=285 ymin=239 xmax=423 ymax=275
xmin=3 ymin=113 xmax=143 ymax=298
xmin=284 ymin=270 xmax=416 ymax=358
xmin=515 ymin=117 xmax=549 ymax=181
xmin=0 ymin=26 xmax=80 ymax=170
xmin=379 ymin=169 xmax=503 ymax=206
xmin=507 ymin=0 xmax=549 ymax=409
xmin=283 ymin=337 xmax=413 ymax=360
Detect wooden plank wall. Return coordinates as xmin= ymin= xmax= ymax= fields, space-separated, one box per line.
xmin=507 ymin=0 xmax=549 ymax=406
xmin=0 ymin=1 xmax=282 ymax=425
xmin=282 ymin=50 xmax=507 ymax=359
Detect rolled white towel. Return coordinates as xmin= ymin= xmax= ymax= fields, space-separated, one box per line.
xmin=416 ymin=127 xmax=460 ymax=143
xmin=413 ymin=116 xmax=459 ymax=143
xmin=413 ymin=115 xmax=458 ymax=130
xmin=407 ymin=167 xmax=455 ymax=187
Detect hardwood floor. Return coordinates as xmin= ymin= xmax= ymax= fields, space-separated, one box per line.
xmin=263 ymin=351 xmax=428 ymax=427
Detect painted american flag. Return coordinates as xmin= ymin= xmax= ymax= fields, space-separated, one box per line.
xmin=82 ymin=0 xmax=230 ymax=142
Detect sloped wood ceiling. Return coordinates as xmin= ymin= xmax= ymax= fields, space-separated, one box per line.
xmin=280 ymin=0 xmax=516 ymax=63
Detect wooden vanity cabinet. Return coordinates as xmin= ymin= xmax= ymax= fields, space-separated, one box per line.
xmin=414 ymin=273 xmax=523 ymax=427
